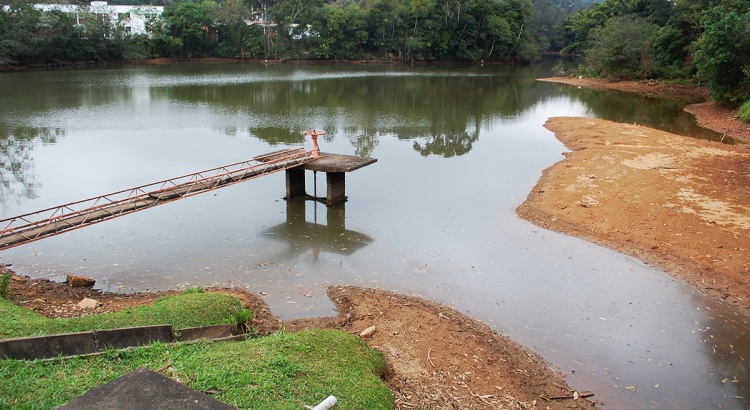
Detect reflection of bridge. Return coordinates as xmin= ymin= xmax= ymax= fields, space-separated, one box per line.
xmin=262 ymin=200 xmax=374 ymax=260
xmin=0 ymin=148 xmax=376 ymax=251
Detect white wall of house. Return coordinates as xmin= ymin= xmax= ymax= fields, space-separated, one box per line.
xmin=29 ymin=1 xmax=164 ymax=36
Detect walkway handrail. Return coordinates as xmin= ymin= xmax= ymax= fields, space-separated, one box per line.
xmin=0 ymin=148 xmax=317 ymax=251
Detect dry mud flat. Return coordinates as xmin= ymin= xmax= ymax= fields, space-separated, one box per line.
xmin=522 ymin=79 xmax=750 ymax=314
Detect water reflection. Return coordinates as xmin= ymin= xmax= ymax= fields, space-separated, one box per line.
xmin=248 ymin=127 xmax=305 ymax=146
xmin=154 ymin=67 xmax=552 ymax=158
xmin=0 ymin=125 xmax=58 ymax=207
xmin=549 ymin=83 xmax=735 ymax=143
xmin=261 ymin=200 xmax=374 ymax=261
xmin=1 ymin=64 xmax=729 ymax=168
xmin=1 ymin=63 xmax=749 ymax=408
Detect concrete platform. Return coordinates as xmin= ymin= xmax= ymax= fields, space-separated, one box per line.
xmin=302 ymin=153 xmax=377 ymax=173
xmin=55 ymin=367 xmax=236 ymax=409
xmin=286 ymin=153 xmax=377 ymax=206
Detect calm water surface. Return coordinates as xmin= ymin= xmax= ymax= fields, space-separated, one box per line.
xmin=1 ymin=62 xmax=748 ymax=408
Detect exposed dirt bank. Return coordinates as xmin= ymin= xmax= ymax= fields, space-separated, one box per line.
xmin=517 ymin=117 xmax=750 ymax=314
xmin=684 ymin=102 xmax=750 ymax=142
xmin=517 ymin=114 xmax=750 ymax=314
xmin=527 ymin=77 xmax=750 ymax=314
xmin=2 ymin=270 xmax=595 ymax=409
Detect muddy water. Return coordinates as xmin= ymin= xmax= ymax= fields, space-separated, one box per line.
xmin=1 ymin=63 xmax=747 ymax=408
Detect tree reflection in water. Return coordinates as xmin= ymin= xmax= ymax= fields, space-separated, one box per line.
xmin=0 ymin=126 xmax=63 ymax=209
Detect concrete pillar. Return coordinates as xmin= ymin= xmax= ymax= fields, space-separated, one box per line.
xmin=326 ymin=172 xmax=346 ymax=206
xmin=285 ymin=168 xmax=306 ymax=200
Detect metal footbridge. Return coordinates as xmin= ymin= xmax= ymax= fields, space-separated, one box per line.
xmin=0 ymin=148 xmax=317 ymax=251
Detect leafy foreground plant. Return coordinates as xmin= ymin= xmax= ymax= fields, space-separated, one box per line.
xmin=0 ymin=330 xmax=392 ymax=409
xmin=0 ymin=292 xmax=242 ymax=339
xmin=0 ymin=274 xmax=11 ymax=301
xmin=232 ymin=307 xmax=255 ymax=334
xmin=740 ymin=100 xmax=750 ymax=123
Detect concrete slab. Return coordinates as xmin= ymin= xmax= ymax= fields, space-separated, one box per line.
xmin=178 ymin=324 xmax=233 ymax=341
xmin=0 ymin=324 xmax=239 ymax=360
xmin=0 ymin=331 xmax=94 ymax=360
xmin=55 ymin=367 xmax=236 ymax=409
xmin=303 ymin=153 xmax=377 ymax=173
xmin=94 ymin=325 xmax=173 ymax=350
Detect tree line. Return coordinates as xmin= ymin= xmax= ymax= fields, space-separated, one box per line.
xmin=0 ymin=0 xmax=557 ymax=66
xmin=1 ymin=0 xmax=748 ymax=111
xmin=559 ymin=0 xmax=750 ymax=109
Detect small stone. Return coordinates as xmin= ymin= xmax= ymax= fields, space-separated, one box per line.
xmin=77 ymin=298 xmax=100 ymax=309
xmin=359 ymin=325 xmax=376 ymax=338
xmin=67 ymin=275 xmax=95 ymax=288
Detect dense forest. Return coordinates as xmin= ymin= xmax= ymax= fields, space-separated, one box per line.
xmin=560 ymin=0 xmax=750 ymax=108
xmin=0 ymin=0 xmax=749 ymax=111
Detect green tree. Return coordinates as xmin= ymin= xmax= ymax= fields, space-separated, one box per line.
xmin=528 ymin=0 xmax=584 ymax=51
xmin=366 ymin=0 xmax=402 ymax=59
xmin=162 ymin=1 xmax=218 ymax=58
xmin=309 ymin=3 xmax=369 ymax=59
xmin=559 ymin=0 xmax=675 ymax=54
xmin=694 ymin=0 xmax=750 ymax=105
xmin=214 ymin=0 xmax=260 ymax=58
xmin=0 ymin=5 xmax=42 ymax=65
xmin=584 ymin=14 xmax=657 ymax=79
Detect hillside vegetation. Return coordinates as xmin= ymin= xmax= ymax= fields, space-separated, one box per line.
xmin=1 ymin=0 xmax=748 ymax=108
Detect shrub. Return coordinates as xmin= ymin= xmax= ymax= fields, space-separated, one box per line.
xmin=694 ymin=1 xmax=750 ymax=105
xmin=0 ymin=274 xmax=12 ymax=301
xmin=584 ymin=14 xmax=657 ymax=80
xmin=740 ymin=101 xmax=750 ymax=123
xmin=232 ymin=307 xmax=254 ymax=333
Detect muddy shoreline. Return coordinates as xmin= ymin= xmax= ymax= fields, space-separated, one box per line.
xmin=525 ymin=77 xmax=750 ymax=315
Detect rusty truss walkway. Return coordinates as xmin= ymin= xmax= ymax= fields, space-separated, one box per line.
xmin=0 ymin=148 xmax=317 ymax=251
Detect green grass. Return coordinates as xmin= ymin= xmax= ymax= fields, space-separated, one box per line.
xmin=0 ymin=330 xmax=393 ymax=409
xmin=0 ymin=274 xmax=11 ymax=300
xmin=0 ymin=292 xmax=242 ymax=339
xmin=739 ymin=100 xmax=750 ymax=123
xmin=0 ymin=292 xmax=394 ymax=409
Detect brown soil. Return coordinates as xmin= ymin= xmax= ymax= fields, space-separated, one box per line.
xmin=523 ymin=77 xmax=750 ymax=314
xmin=684 ymin=102 xmax=750 ymax=142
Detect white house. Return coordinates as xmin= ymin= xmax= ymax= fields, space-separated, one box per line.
xmin=31 ymin=1 xmax=164 ymax=36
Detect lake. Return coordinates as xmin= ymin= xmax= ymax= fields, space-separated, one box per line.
xmin=1 ymin=61 xmax=747 ymax=408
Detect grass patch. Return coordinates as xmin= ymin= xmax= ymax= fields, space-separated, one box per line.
xmin=0 ymin=330 xmax=393 ymax=409
xmin=231 ymin=307 xmax=254 ymax=333
xmin=0 ymin=274 xmax=11 ymax=300
xmin=0 ymin=292 xmax=242 ymax=339
xmin=740 ymin=100 xmax=750 ymax=123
